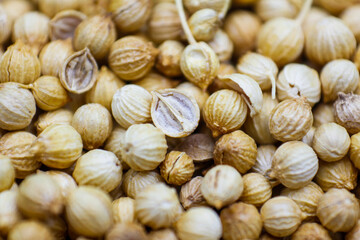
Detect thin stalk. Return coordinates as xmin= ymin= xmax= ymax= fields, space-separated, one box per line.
xmin=175 ymin=0 xmax=197 ymax=45
xmin=296 ymin=0 xmax=313 ymax=24
xmin=268 ymin=73 xmax=276 ymax=99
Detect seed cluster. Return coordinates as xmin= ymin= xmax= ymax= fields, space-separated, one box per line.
xmin=1 ymin=0 xmax=360 ymax=239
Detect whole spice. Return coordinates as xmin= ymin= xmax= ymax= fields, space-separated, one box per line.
xmin=38 ymin=0 xmax=80 ymax=18
xmin=341 ymin=5 xmax=360 ymax=42
xmin=257 ymin=0 xmax=312 ymax=66
xmin=224 ymin=11 xmax=261 ymax=57
xmin=39 ymin=39 xmax=74 ymax=77
xmin=334 ymin=93 xmax=360 ymax=134
xmin=112 ymin=85 xmax=152 ymax=129
xmin=243 ymin=93 xmax=278 ymax=145
xmin=85 ymin=66 xmax=125 ymax=111
xmin=280 ymin=182 xmax=324 ymax=220
xmin=302 ymin=126 xmax=316 ymax=147
xmin=214 ymin=130 xmax=257 ymax=174
xmin=208 ymin=29 xmax=234 ymax=62
xmin=122 ymin=124 xmax=167 ymax=171
xmin=260 ymin=196 xmax=304 ymax=237
xmin=203 ymin=89 xmax=248 ymax=137
xmin=0 ymin=155 xmax=15 ymax=192
xmin=276 ymin=63 xmax=321 ymax=107
xmin=292 ymin=223 xmax=331 ymax=240
xmin=0 ymin=131 xmax=39 ymax=179
xmin=201 ymin=165 xmax=243 ymax=209
xmin=0 ymin=41 xmax=41 ymax=85
xmin=7 ymin=221 xmax=54 ymax=240
xmin=135 ymin=72 xmax=179 ymax=92
xmin=65 ymin=186 xmax=113 ymax=238
xmin=160 ymin=151 xmax=195 ymax=185
xmin=44 ymin=171 xmax=77 ymax=200
xmin=180 ymin=176 xmax=206 ymax=210
xmin=269 ymin=97 xmax=313 ymax=142
xmin=148 ymin=2 xmax=182 ymax=43
xmin=60 ymin=48 xmax=98 ymax=94
xmin=104 ymin=127 xmax=128 ymax=170
xmin=108 ymin=36 xmax=158 ymax=81
xmin=240 ymin=173 xmax=272 ymax=207
xmin=148 ymin=229 xmax=178 ymax=240
xmin=72 ymin=103 xmax=113 ymax=150
xmin=1 ymin=0 xmax=34 ymax=23
xmin=0 ymin=190 xmax=22 ymax=235
xmin=313 ymin=103 xmax=335 ymax=127
xmin=0 ymin=83 xmax=36 ymax=131
xmin=151 ymin=89 xmax=200 ymax=138
xmin=305 ymin=17 xmax=356 ymax=65
xmin=73 ymin=14 xmax=116 ymax=60
xmin=31 ymin=124 xmax=83 ymax=169
xmin=188 ymin=8 xmax=219 ymax=42
xmin=0 ymin=6 xmax=11 ymax=45
xmin=12 ymin=12 xmax=50 ymax=55
xmin=17 ymin=173 xmax=64 ymax=219
xmin=269 ymin=141 xmax=319 ymax=189
xmin=179 ymin=41 xmax=219 ymax=90
xmin=175 ymin=207 xmax=222 ymax=240
xmin=346 ymin=220 xmax=360 ymax=240
xmin=302 ymin=6 xmax=329 ymax=34
xmin=106 ymin=223 xmax=148 ymax=240
xmin=312 ymin=123 xmax=350 ymax=162
xmin=29 ymin=76 xmax=70 ymax=111
xmin=49 ymin=10 xmax=86 ymax=40
xmin=220 ymin=202 xmax=262 ymax=240
xmin=112 ymin=197 xmax=136 ymax=224
xmin=236 ymin=52 xmax=278 ymax=98
xmin=73 ymin=149 xmax=122 ymax=192
xmin=135 ymin=183 xmax=182 ymax=229
xmin=255 ymin=0 xmax=299 ymax=21
xmin=316 ymin=0 xmax=358 ymax=15
xmin=317 ymin=188 xmax=359 ymax=232
xmin=320 ymin=59 xmax=359 ymax=103
xmin=176 ymin=82 xmax=209 ymax=111
xmin=109 ymin=0 xmax=152 ymax=33
xmin=251 ymin=145 xmax=278 ymax=185
xmin=350 ymin=132 xmax=360 ymax=169
xmin=315 ymin=157 xmax=358 ymax=191
xmin=122 ymin=169 xmax=164 ymax=198
xmin=218 ymin=73 xmax=263 ymax=117
xmin=155 ymin=40 xmax=184 ymax=77
xmin=35 ymin=109 xmax=73 ymax=135
xmin=183 ymin=0 xmax=230 ymax=18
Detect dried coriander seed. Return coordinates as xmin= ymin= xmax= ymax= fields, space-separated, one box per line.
xmin=160 ymin=151 xmax=195 ymax=185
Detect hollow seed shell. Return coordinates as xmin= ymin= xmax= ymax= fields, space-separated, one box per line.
xmin=151 ymin=89 xmax=200 ymax=138
xmin=60 ymin=48 xmax=98 ymax=94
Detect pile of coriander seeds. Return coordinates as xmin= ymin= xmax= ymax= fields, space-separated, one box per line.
xmin=1 ymin=0 xmax=360 ymax=239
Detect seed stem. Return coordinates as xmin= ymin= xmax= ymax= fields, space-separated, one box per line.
xmin=175 ymin=0 xmax=197 ymax=45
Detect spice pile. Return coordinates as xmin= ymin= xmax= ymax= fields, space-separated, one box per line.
xmin=1 ymin=0 xmax=360 ymax=239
